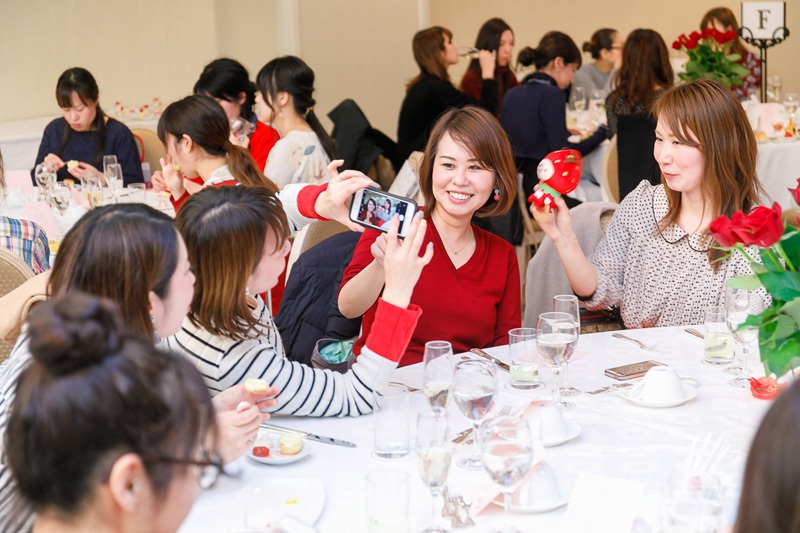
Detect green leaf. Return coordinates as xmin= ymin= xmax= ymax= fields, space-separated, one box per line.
xmin=759 ymin=247 xmax=784 ymax=273
xmin=780 ymin=227 xmax=800 ymax=267
xmin=726 ymin=53 xmax=742 ymax=62
xmin=781 ymin=297 xmax=800 ymax=325
xmin=750 ymin=263 xmax=768 ymax=275
xmin=727 ymin=275 xmax=763 ymax=290
xmin=759 ymin=330 xmax=800 ymax=378
xmin=759 ymin=271 xmax=800 ymax=301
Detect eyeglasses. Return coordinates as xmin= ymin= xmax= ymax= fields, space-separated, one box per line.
xmin=142 ymin=451 xmax=229 ymax=490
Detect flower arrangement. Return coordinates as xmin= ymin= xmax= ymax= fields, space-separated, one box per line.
xmin=672 ymin=28 xmax=750 ymax=89
xmin=709 ymin=183 xmax=800 ymax=380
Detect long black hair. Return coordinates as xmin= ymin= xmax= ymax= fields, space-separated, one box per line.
xmin=55 ymin=68 xmax=106 ymax=169
xmin=193 ymin=58 xmax=257 ymax=120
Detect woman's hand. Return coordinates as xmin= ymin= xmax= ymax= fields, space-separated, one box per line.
xmin=315 ymin=160 xmax=377 ymax=231
xmin=151 ymin=171 xmax=167 ymax=192
xmin=67 ymin=162 xmax=100 ymax=181
xmin=531 ymin=195 xmax=574 ymax=244
xmin=158 ymin=154 xmax=185 ymax=199
xmin=370 ymin=234 xmax=388 ymax=267
xmin=43 ymin=153 xmax=64 ymax=170
xmin=212 ymin=384 xmax=280 ymax=462
xmin=479 ymin=49 xmax=496 ymax=79
xmin=381 ymin=212 xmax=433 ymax=309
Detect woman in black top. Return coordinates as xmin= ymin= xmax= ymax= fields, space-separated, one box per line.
xmin=397 ymin=26 xmax=497 ymax=163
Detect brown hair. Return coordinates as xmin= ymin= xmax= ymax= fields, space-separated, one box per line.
xmin=7 ymin=294 xmax=217 ymax=515
xmin=701 ymin=7 xmax=747 ymax=56
xmin=608 ymin=29 xmax=673 ymax=111
xmin=418 ymin=106 xmax=516 ymax=218
xmin=176 ymin=186 xmax=291 ymax=340
xmin=49 ymin=204 xmax=178 ymax=340
xmin=408 ymin=26 xmax=453 ymax=90
xmin=654 ymin=79 xmax=762 ymax=266
xmin=158 ymin=95 xmax=278 ymax=193
xmin=518 ymin=31 xmax=582 ymax=70
xmin=582 ymin=28 xmax=618 ymax=60
xmin=736 ymin=379 xmax=800 ymax=531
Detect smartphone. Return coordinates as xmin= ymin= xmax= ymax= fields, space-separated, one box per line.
xmin=349 ymin=187 xmax=418 ymax=237
xmin=604 ymin=360 xmax=665 ymax=381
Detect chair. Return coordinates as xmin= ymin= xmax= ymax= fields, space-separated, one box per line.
xmin=285 ymin=221 xmax=349 ymax=283
xmin=130 ymin=128 xmax=167 ymax=175
xmin=600 ymin=135 xmax=620 ymax=203
xmin=0 ymin=247 xmax=34 ymax=360
xmin=515 ymin=174 xmax=544 ymax=305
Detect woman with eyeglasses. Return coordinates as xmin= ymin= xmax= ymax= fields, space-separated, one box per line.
xmin=0 ymin=203 xmax=278 ymax=531
xmin=6 ymin=294 xmax=220 ymax=532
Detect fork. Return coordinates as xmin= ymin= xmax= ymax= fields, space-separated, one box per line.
xmin=461 ymin=405 xmax=512 ymax=445
xmin=612 ymin=333 xmax=653 ymax=350
xmin=389 ymin=382 xmax=421 ymax=393
xmin=586 ymin=382 xmax=634 ymax=395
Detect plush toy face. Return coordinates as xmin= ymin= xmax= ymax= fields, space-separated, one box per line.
xmin=536 ymin=149 xmax=582 ymax=195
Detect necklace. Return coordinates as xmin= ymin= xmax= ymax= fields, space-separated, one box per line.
xmin=441 ymin=232 xmax=474 ymax=255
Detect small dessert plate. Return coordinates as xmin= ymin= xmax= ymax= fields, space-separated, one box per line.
xmin=247 ymin=432 xmax=311 ymax=465
xmin=540 ymin=422 xmax=581 ymax=447
xmin=620 ymin=384 xmax=697 ymax=408
xmin=493 ymin=493 xmax=570 ymax=514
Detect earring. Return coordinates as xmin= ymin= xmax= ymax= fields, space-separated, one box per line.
xmin=493 ymin=187 xmax=500 ymax=201
xmin=246 ymin=286 xmax=251 ymax=297
xmin=150 ymin=314 xmax=158 ymax=340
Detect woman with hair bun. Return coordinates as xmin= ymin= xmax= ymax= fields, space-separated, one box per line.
xmin=256 ymin=56 xmax=336 ymax=188
xmin=6 ymin=294 xmax=218 ymax=531
xmin=460 ymin=17 xmax=518 ymax=116
xmin=572 ymin=28 xmax=622 ymax=104
xmin=500 ymin=31 xmax=607 ymax=199
xmin=194 ymin=57 xmax=281 ymax=170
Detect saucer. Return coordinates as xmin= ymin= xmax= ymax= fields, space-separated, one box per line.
xmin=620 ymin=384 xmax=697 ymax=408
xmin=540 ymin=422 xmax=581 ymax=447
xmin=494 ymin=493 xmax=570 ymax=514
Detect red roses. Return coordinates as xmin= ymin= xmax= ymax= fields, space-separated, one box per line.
xmin=672 ymin=28 xmax=737 ymax=50
xmin=788 ymin=177 xmax=800 ymax=206
xmin=709 ymin=203 xmax=784 ymax=248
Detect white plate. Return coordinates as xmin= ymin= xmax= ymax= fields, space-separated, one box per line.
xmin=229 ymin=477 xmax=325 ymax=531
xmin=619 ymin=384 xmax=697 ymax=408
xmin=493 ymin=493 xmax=570 ymax=514
xmin=246 ymin=433 xmax=311 ymax=465
xmin=540 ymin=422 xmax=581 ymax=447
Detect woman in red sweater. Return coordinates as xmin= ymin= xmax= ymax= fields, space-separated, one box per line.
xmin=460 ymin=18 xmax=519 ymax=117
xmin=339 ymin=106 xmax=521 ymax=366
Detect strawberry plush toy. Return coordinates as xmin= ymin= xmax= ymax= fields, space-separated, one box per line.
xmin=528 ymin=149 xmax=582 ymax=210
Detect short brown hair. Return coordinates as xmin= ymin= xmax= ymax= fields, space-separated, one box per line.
xmin=654 ymin=79 xmax=763 ymax=265
xmin=418 ymin=106 xmax=516 ymax=218
xmin=176 ymin=186 xmax=291 ymax=340
xmin=408 ymin=26 xmax=453 ymax=90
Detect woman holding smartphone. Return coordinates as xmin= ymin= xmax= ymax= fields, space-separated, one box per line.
xmin=339 ymin=106 xmax=520 ymax=367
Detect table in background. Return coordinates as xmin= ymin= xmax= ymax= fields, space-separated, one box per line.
xmin=179 ymin=326 xmax=771 ymax=532
xmin=757 ymin=140 xmax=800 ymax=208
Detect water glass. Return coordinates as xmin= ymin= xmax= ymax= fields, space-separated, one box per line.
xmin=373 ymin=384 xmax=410 ymax=459
xmin=127 ymin=183 xmax=146 ymax=204
xmin=506 ymin=328 xmax=544 ymax=390
xmin=416 ymin=408 xmax=451 ymax=533
xmin=366 ymin=470 xmax=409 ymax=533
xmin=452 ymin=360 xmax=496 ymax=470
xmin=725 ymin=287 xmax=757 ymax=388
xmin=536 ymin=312 xmax=578 ymax=410
xmin=48 ymin=184 xmax=71 ymax=215
xmin=34 ymin=163 xmax=56 ymax=201
xmin=703 ymin=307 xmax=734 ymax=365
xmin=553 ymin=294 xmax=581 ymax=399
xmin=423 ymin=341 xmax=453 ymax=408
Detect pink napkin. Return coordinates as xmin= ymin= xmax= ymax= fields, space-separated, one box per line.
xmin=5 ymin=170 xmax=33 ymax=195
xmin=23 ymin=201 xmax=61 ymax=240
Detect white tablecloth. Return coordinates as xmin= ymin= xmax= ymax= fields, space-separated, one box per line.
xmin=756 ymin=140 xmax=800 ymax=208
xmin=179 ymin=326 xmax=771 ymax=532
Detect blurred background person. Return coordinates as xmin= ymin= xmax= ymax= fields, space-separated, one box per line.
xmin=701 ymin=7 xmax=761 ymax=101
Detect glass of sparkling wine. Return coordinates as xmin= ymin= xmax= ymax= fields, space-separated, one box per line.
xmin=537 ymin=312 xmax=578 ymax=410
xmin=34 ymin=163 xmax=56 ymax=202
xmin=366 ymin=470 xmax=409 ymax=533
xmin=506 ymin=328 xmax=544 ymax=390
xmin=725 ymin=287 xmax=757 ymax=388
xmin=480 ymin=416 xmax=533 ymax=533
xmin=423 ymin=341 xmax=453 ymax=408
xmin=703 ymin=307 xmax=734 ymax=365
xmin=553 ymin=294 xmax=581 ymax=399
xmin=453 ymin=360 xmax=496 ymax=470
xmin=416 ymin=408 xmax=451 ymax=533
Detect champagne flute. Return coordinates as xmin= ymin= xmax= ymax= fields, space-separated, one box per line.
xmin=416 ymin=408 xmax=451 ymax=533
xmin=480 ymin=417 xmax=533 ymax=533
xmin=452 ymin=360 xmax=496 ymax=470
xmin=553 ymin=295 xmax=581 ymax=399
xmin=102 ymin=154 xmax=118 ymax=176
xmin=104 ymin=163 xmax=124 ymax=204
xmin=725 ymin=287 xmax=757 ymax=388
xmin=537 ymin=312 xmax=578 ymax=410
xmin=423 ymin=341 xmax=453 ymax=408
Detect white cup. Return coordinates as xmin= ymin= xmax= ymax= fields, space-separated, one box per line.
xmin=538 ymin=402 xmax=570 ymax=442
xmin=512 ymin=461 xmax=561 ymax=508
xmin=631 ymin=366 xmax=684 ymax=403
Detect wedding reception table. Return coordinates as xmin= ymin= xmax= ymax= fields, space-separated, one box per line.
xmin=179 ymin=326 xmax=772 ymax=533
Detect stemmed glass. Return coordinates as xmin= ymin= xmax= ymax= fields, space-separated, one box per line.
xmin=480 ymin=417 xmax=533 ymax=533
xmin=537 ymin=312 xmax=578 ymax=410
xmin=102 ymin=155 xmax=118 ymax=175
xmin=48 ymin=184 xmax=71 ymax=215
xmin=553 ymin=295 xmax=581 ymax=399
xmin=423 ymin=341 xmax=453 ymax=408
xmin=784 ymin=92 xmax=799 ymax=123
xmin=453 ymin=360 xmax=496 ymax=470
xmin=725 ymin=287 xmax=757 ymax=388
xmin=34 ymin=163 xmax=56 ymax=202
xmin=416 ymin=408 xmax=451 ymax=533
xmin=570 ymin=86 xmax=586 ymax=111
xmin=104 ymin=163 xmax=124 ymax=204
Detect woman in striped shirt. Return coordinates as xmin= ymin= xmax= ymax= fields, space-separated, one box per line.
xmin=165 ymin=185 xmax=430 ymax=416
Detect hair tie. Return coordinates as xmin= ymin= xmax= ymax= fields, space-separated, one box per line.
xmin=303 ymin=106 xmax=315 ymax=118
xmin=223 ymin=140 xmax=231 ymax=150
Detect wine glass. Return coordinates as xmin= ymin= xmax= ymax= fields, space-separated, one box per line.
xmin=506 ymin=328 xmax=544 ymax=391
xmin=423 ymin=341 xmax=453 ymax=408
xmin=104 ymin=163 xmax=124 ymax=204
xmin=553 ymin=295 xmax=581 ymax=400
xmin=536 ymin=312 xmax=578 ymax=410
xmin=48 ymin=184 xmax=71 ymax=215
xmin=416 ymin=408 xmax=451 ymax=533
xmin=102 ymin=155 xmax=118 ymax=176
xmin=452 ymin=360 xmax=496 ymax=470
xmin=34 ymin=163 xmax=56 ymax=202
xmin=457 ymin=46 xmax=480 ymax=59
xmin=783 ymin=92 xmax=799 ymax=121
xmin=725 ymin=287 xmax=757 ymax=388
xmin=230 ymin=117 xmax=254 ymax=143
xmin=480 ymin=417 xmax=533 ymax=533
xmin=570 ymin=86 xmax=586 ymax=112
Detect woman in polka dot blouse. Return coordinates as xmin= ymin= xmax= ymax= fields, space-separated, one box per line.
xmin=532 ymin=79 xmax=769 ymax=328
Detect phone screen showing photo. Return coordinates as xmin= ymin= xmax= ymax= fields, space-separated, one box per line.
xmin=355 ymin=190 xmax=411 ymax=231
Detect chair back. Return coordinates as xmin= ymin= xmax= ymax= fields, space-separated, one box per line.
xmin=0 ymin=247 xmax=34 ymax=360
xmin=616 ymin=113 xmax=661 ymax=200
xmin=601 ymin=135 xmax=619 ymax=203
xmin=131 ymin=128 xmax=167 ymax=176
xmin=285 ymin=221 xmax=350 ymax=282
xmin=515 ymin=174 xmax=544 ymax=305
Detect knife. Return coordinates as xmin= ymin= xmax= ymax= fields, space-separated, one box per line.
xmin=260 ymin=422 xmax=356 ymax=448
xmin=470 ymin=348 xmax=510 ymax=373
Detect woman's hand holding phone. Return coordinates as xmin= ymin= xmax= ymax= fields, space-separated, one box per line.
xmin=316 ymin=159 xmax=376 ymax=231
xmin=381 ymin=212 xmax=433 ymax=309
